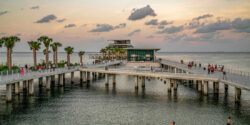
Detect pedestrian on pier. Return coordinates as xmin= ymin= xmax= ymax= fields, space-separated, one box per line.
xmin=227 ymin=116 xmax=231 ymax=125
xmin=223 ymin=71 xmax=227 ymax=80
xmin=199 ymin=63 xmax=201 ymax=68
xmin=39 ymin=66 xmax=41 ymax=72
xmin=21 ymin=68 xmax=24 ymax=75
xmin=208 ymin=67 xmax=211 ymax=74
xmin=211 ymin=66 xmax=215 ymax=73
xmin=170 ymin=121 xmax=175 ymax=125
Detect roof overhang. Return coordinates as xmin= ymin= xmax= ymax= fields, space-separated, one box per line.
xmin=125 ymin=48 xmax=160 ymax=51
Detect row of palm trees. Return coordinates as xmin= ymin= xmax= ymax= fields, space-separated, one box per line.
xmin=0 ymin=36 xmax=85 ymax=70
xmin=100 ymin=46 xmax=126 ymax=60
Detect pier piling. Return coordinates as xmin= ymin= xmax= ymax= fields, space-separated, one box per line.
xmin=59 ymin=74 xmax=64 ymax=86
xmin=203 ymin=81 xmax=208 ymax=96
xmin=14 ymin=82 xmax=19 ymax=95
xmin=134 ymin=76 xmax=138 ymax=89
xmin=174 ymin=79 xmax=178 ymax=91
xmin=23 ymin=81 xmax=27 ymax=90
xmin=168 ymin=79 xmax=171 ymax=92
xmin=112 ymin=74 xmax=116 ymax=84
xmin=105 ymin=74 xmax=109 ymax=86
xmin=71 ymin=72 xmax=74 ymax=83
xmin=46 ymin=76 xmax=51 ymax=91
xmin=235 ymin=87 xmax=241 ymax=102
xmin=198 ymin=81 xmax=202 ymax=92
xmin=28 ymin=80 xmax=34 ymax=95
xmin=141 ymin=76 xmax=145 ymax=88
xmin=39 ymin=77 xmax=43 ymax=87
xmin=6 ymin=84 xmax=12 ymax=102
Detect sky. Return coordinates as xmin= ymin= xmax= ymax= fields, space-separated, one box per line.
xmin=0 ymin=0 xmax=250 ymax=52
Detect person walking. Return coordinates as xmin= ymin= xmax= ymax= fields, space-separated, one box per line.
xmin=21 ymin=68 xmax=24 ymax=75
xmin=223 ymin=71 xmax=227 ymax=80
xmin=208 ymin=67 xmax=211 ymax=74
xmin=39 ymin=66 xmax=41 ymax=72
xmin=227 ymin=116 xmax=232 ymax=125
xmin=170 ymin=121 xmax=175 ymax=125
xmin=211 ymin=66 xmax=215 ymax=74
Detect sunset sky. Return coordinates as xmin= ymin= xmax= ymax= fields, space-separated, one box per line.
xmin=0 ymin=0 xmax=250 ymax=52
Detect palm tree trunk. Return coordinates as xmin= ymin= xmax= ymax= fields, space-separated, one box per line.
xmin=80 ymin=56 xmax=82 ymax=65
xmin=33 ymin=48 xmax=37 ymax=70
xmin=7 ymin=48 xmax=11 ymax=70
xmin=67 ymin=54 xmax=70 ymax=66
xmin=46 ymin=47 xmax=49 ymax=68
xmin=55 ymin=48 xmax=58 ymax=68
xmin=53 ymin=51 xmax=55 ymax=65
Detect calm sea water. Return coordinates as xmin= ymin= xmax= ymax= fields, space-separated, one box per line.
xmin=0 ymin=52 xmax=249 ymax=125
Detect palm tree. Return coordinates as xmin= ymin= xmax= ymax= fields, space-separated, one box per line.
xmin=0 ymin=38 xmax=3 ymax=62
xmin=105 ymin=46 xmax=111 ymax=60
xmin=2 ymin=36 xmax=20 ymax=70
xmin=28 ymin=41 xmax=41 ymax=70
xmin=114 ymin=46 xmax=120 ymax=60
xmin=64 ymin=46 xmax=74 ymax=66
xmin=0 ymin=38 xmax=3 ymax=48
xmin=50 ymin=42 xmax=62 ymax=67
xmin=119 ymin=48 xmax=126 ymax=59
xmin=78 ymin=51 xmax=85 ymax=66
xmin=38 ymin=36 xmax=53 ymax=68
xmin=100 ymin=48 xmax=106 ymax=60
xmin=111 ymin=48 xmax=116 ymax=60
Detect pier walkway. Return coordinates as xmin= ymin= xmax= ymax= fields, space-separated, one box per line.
xmin=160 ymin=59 xmax=250 ymax=90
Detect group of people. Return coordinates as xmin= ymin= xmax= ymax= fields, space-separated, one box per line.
xmin=186 ymin=61 xmax=225 ymax=73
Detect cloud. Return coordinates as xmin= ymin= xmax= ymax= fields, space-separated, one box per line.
xmin=158 ymin=25 xmax=165 ymax=29
xmin=159 ymin=20 xmax=173 ymax=25
xmin=35 ymin=14 xmax=57 ymax=23
xmin=57 ymin=18 xmax=66 ymax=23
xmin=157 ymin=25 xmax=184 ymax=34
xmin=187 ymin=21 xmax=205 ymax=29
xmin=128 ymin=5 xmax=156 ymax=21
xmin=165 ymin=34 xmax=187 ymax=42
xmin=194 ymin=19 xmax=231 ymax=33
xmin=145 ymin=19 xmax=158 ymax=25
xmin=114 ymin=23 xmax=126 ymax=29
xmin=30 ymin=6 xmax=39 ymax=10
xmin=128 ymin=29 xmax=141 ymax=36
xmin=64 ymin=24 xmax=76 ymax=28
xmin=89 ymin=23 xmax=126 ymax=32
xmin=146 ymin=35 xmax=154 ymax=39
xmin=232 ymin=18 xmax=250 ymax=33
xmin=0 ymin=11 xmax=8 ymax=16
xmin=192 ymin=14 xmax=213 ymax=21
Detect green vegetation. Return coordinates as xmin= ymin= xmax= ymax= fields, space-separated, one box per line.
xmin=0 ymin=36 xmax=20 ymax=70
xmin=64 ymin=46 xmax=74 ymax=66
xmin=38 ymin=36 xmax=53 ymax=68
xmin=99 ymin=46 xmax=126 ymax=61
xmin=0 ymin=35 xmax=85 ymax=70
xmin=78 ymin=51 xmax=85 ymax=65
xmin=50 ymin=42 xmax=62 ymax=68
xmin=28 ymin=41 xmax=41 ymax=70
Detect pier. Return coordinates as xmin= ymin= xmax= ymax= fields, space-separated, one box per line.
xmin=1 ymin=59 xmax=250 ymax=103
xmin=0 ymin=61 xmax=122 ymax=102
xmin=79 ymin=59 xmax=250 ymax=103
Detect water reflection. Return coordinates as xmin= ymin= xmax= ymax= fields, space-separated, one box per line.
xmin=0 ymin=74 xmax=249 ymax=125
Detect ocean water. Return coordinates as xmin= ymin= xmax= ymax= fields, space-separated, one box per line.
xmin=0 ymin=52 xmax=249 ymax=125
